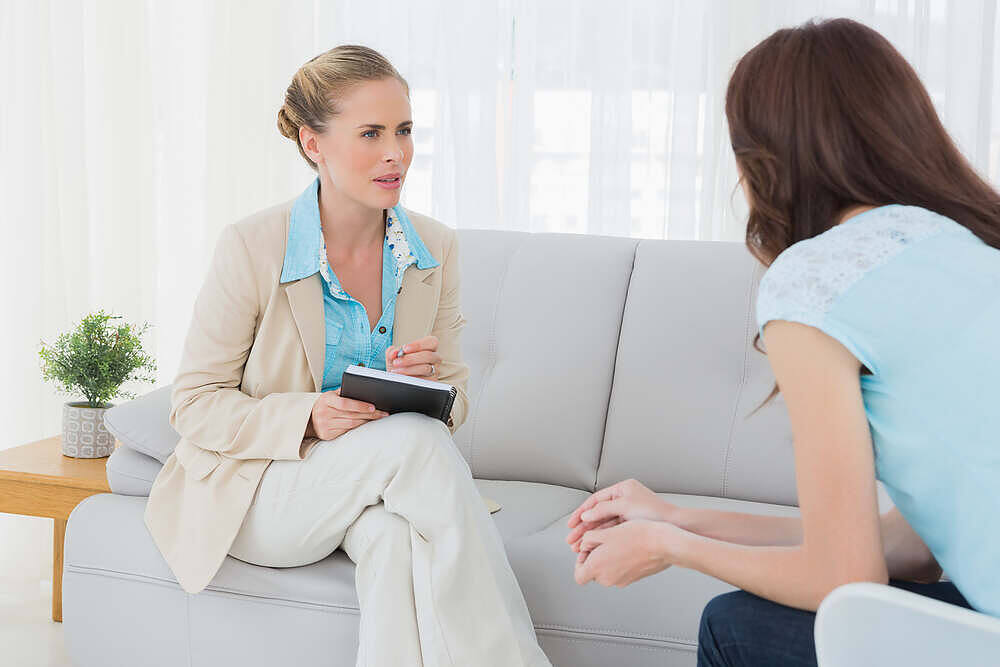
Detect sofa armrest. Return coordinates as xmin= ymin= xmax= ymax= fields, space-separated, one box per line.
xmin=815 ymin=582 xmax=1000 ymax=667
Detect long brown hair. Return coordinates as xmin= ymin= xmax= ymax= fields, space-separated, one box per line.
xmin=726 ymin=18 xmax=1000 ymax=406
xmin=727 ymin=18 xmax=1000 ymax=269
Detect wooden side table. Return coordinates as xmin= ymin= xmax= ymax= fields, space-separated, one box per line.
xmin=0 ymin=435 xmax=114 ymax=622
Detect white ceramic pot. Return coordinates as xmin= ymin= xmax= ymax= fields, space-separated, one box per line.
xmin=62 ymin=401 xmax=115 ymax=458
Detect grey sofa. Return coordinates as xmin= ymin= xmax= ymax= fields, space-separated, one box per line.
xmin=64 ymin=229 xmax=975 ymax=667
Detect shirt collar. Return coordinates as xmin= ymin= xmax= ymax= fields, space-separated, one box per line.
xmin=279 ymin=177 xmax=439 ymax=285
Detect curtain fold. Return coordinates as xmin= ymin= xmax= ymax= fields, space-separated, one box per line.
xmin=2 ymin=0 xmax=998 ymax=445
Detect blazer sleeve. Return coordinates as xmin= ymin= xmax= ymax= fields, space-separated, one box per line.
xmin=169 ymin=223 xmax=323 ymax=461
xmin=433 ymin=228 xmax=471 ymax=433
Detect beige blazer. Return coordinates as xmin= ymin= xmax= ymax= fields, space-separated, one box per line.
xmin=144 ymin=199 xmax=470 ymax=594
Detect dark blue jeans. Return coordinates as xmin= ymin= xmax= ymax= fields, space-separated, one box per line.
xmin=697 ymin=580 xmax=972 ymax=666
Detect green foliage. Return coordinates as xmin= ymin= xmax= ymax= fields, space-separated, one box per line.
xmin=38 ymin=309 xmax=157 ymax=408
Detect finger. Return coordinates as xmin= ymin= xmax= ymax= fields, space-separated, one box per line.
xmin=386 ymin=345 xmax=412 ymax=372
xmin=574 ymin=558 xmax=594 ymax=585
xmin=568 ymin=484 xmax=620 ymax=528
xmin=569 ymin=517 xmax=622 ymax=551
xmin=401 ymin=335 xmax=439 ymax=354
xmin=392 ymin=363 xmax=436 ymax=378
xmin=389 ymin=350 xmax=442 ymax=369
xmin=331 ymin=394 xmax=378 ymax=414
xmin=567 ymin=519 xmax=602 ymax=545
xmin=572 ymin=521 xmax=622 ymax=552
xmin=579 ymin=498 xmax=623 ymax=524
xmin=579 ymin=529 xmax=606 ymax=553
xmin=568 ymin=516 xmax=622 ymax=548
xmin=342 ymin=409 xmax=389 ymax=421
xmin=568 ymin=484 xmax=622 ymax=527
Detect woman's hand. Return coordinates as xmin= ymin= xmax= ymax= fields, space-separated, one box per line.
xmin=566 ymin=478 xmax=678 ymax=553
xmin=573 ymin=519 xmax=683 ymax=587
xmin=386 ymin=335 xmax=442 ymax=380
xmin=307 ymin=389 xmax=389 ymax=441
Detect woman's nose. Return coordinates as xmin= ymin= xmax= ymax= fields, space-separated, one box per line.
xmin=383 ymin=144 xmax=404 ymax=162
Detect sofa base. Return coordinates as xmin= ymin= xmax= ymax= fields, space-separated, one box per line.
xmin=64 ymin=481 xmax=801 ymax=667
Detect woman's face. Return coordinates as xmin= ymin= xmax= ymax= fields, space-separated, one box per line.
xmin=301 ymin=77 xmax=413 ymax=212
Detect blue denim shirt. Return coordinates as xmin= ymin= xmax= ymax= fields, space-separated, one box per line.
xmin=279 ymin=177 xmax=439 ymax=391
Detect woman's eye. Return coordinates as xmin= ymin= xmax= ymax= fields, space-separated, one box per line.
xmin=397 ymin=127 xmax=412 ymax=136
xmin=362 ymin=129 xmax=378 ymax=139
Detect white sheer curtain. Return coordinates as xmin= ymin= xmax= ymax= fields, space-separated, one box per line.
xmin=2 ymin=0 xmax=999 ymax=446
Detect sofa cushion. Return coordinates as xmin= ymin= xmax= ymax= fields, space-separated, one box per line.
xmin=106 ymin=445 xmax=162 ymax=496
xmin=102 ymin=385 xmax=179 ymax=463
xmin=510 ymin=492 xmax=799 ymax=653
xmin=455 ymin=230 xmax=638 ymax=491
xmin=65 ymin=480 xmax=589 ymax=608
xmin=598 ymin=240 xmax=799 ymax=505
xmin=65 ymin=477 xmax=802 ymax=662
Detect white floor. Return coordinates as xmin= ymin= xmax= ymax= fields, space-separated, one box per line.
xmin=0 ymin=512 xmax=73 ymax=667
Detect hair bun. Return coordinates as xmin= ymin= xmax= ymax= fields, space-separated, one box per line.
xmin=276 ymin=106 xmax=297 ymax=140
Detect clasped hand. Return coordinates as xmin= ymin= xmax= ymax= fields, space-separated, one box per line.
xmin=565 ymin=478 xmax=686 ymax=587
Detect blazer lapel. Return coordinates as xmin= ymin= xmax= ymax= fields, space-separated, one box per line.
xmin=284 ymin=275 xmax=325 ymax=392
xmin=393 ymin=264 xmax=438 ymax=348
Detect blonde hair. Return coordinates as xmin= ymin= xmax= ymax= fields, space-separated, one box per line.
xmin=277 ymin=45 xmax=410 ymax=171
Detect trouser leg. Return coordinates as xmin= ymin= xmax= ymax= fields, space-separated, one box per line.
xmin=228 ymin=412 xmax=551 ymax=667
xmin=696 ymin=580 xmax=973 ymax=667
xmin=342 ymin=502 xmax=422 ymax=667
xmin=365 ymin=413 xmax=549 ymax=667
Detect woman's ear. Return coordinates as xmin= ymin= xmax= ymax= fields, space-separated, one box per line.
xmin=299 ymin=125 xmax=322 ymax=165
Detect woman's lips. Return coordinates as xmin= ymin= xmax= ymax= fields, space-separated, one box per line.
xmin=373 ymin=174 xmax=402 ymax=190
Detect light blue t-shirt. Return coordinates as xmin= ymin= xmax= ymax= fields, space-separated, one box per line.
xmin=278 ymin=177 xmax=439 ymax=391
xmin=757 ymin=204 xmax=1000 ymax=617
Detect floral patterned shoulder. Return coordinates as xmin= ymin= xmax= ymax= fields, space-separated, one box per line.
xmin=755 ymin=205 xmax=952 ymax=335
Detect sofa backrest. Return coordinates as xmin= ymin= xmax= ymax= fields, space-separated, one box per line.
xmin=456 ymin=231 xmax=798 ymax=505
xmin=454 ymin=230 xmax=638 ymax=490
xmin=596 ymin=240 xmax=798 ymax=505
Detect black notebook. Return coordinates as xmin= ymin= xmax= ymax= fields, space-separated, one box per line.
xmin=340 ymin=365 xmax=457 ymax=424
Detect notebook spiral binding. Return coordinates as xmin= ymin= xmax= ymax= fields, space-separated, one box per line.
xmin=439 ymin=386 xmax=458 ymax=423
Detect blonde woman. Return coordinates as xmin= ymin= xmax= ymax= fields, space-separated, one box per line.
xmin=144 ymin=45 xmax=552 ymax=667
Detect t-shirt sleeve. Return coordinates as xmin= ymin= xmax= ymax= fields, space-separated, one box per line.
xmin=756 ymin=242 xmax=829 ymax=336
xmin=755 ymin=240 xmax=878 ymax=373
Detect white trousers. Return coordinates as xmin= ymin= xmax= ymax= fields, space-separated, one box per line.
xmin=227 ymin=412 xmax=552 ymax=667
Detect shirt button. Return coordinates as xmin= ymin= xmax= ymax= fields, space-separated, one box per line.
xmin=378 ymin=326 xmax=387 ymax=334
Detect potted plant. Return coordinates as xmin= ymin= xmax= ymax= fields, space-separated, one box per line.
xmin=38 ymin=309 xmax=157 ymax=458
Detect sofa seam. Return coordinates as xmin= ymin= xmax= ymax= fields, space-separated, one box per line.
xmin=535 ymin=626 xmax=695 ymax=653
xmin=108 ymin=437 xmax=165 ymax=464
xmin=105 ymin=462 xmax=155 ymax=485
xmin=535 ymin=621 xmax=693 ymax=645
xmin=720 ymin=258 xmax=757 ymax=498
xmin=63 ymin=564 xmax=179 ymax=588
xmin=466 ymin=234 xmax=525 ymax=474
xmin=63 ymin=564 xmax=360 ymax=614
xmin=592 ymin=239 xmax=640 ymax=492
xmin=535 ymin=509 xmax=580 ymax=534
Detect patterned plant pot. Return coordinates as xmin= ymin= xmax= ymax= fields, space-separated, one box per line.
xmin=62 ymin=401 xmax=115 ymax=458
